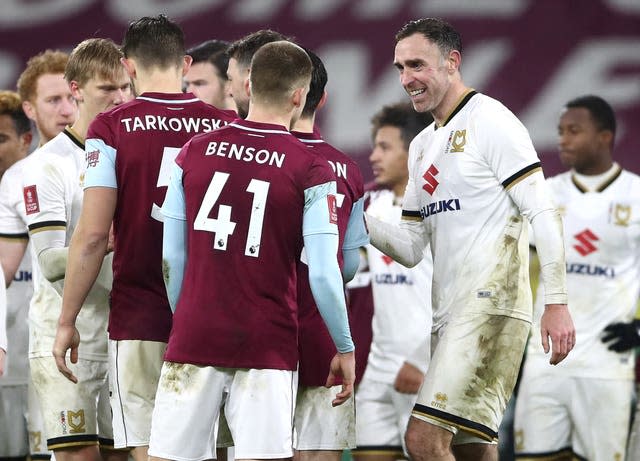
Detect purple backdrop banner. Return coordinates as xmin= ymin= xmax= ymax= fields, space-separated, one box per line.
xmin=0 ymin=0 xmax=638 ymax=178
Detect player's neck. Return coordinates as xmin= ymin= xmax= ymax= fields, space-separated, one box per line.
xmin=133 ymin=69 xmax=184 ymax=95
xmin=433 ymin=80 xmax=470 ymax=127
xmin=574 ymin=156 xmax=614 ymax=176
xmin=392 ymin=181 xmax=407 ymax=201
xmin=70 ymin=110 xmax=93 ymax=141
xmin=291 ymin=116 xmax=314 ymax=134
xmin=245 ymin=106 xmax=292 ymax=130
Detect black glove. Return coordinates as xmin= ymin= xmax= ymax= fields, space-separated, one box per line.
xmin=602 ymin=319 xmax=640 ymax=352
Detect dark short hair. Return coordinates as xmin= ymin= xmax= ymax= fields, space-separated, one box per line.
xmin=565 ymin=95 xmax=616 ymax=135
xmin=122 ymin=14 xmax=185 ymax=70
xmin=250 ymin=41 xmax=311 ymax=107
xmin=371 ymin=102 xmax=433 ymax=150
xmin=301 ymin=48 xmax=327 ymax=118
xmin=0 ymin=91 xmax=31 ymax=135
xmin=227 ymin=30 xmax=289 ymax=70
xmin=396 ymin=18 xmax=463 ymax=57
xmin=187 ymin=39 xmax=230 ymax=78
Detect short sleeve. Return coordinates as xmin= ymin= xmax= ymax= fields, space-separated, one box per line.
xmin=474 ymin=101 xmax=541 ymax=189
xmin=84 ymin=115 xmax=118 ymax=189
xmin=22 ymin=159 xmax=67 ymax=230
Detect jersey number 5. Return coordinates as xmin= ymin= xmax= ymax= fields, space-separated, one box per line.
xmin=194 ymin=171 xmax=270 ymax=258
xmin=151 ymin=146 xmax=181 ymax=222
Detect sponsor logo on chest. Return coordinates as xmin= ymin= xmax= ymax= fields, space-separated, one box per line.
xmin=420 ymin=199 xmax=462 ymax=219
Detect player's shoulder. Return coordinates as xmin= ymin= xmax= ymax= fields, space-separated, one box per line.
xmin=305 ymin=137 xmax=359 ymax=169
xmin=2 ymin=156 xmax=29 ymax=185
xmin=616 ymin=168 xmax=640 ymax=193
xmin=200 ymin=102 xmax=238 ymax=121
xmin=470 ymin=92 xmax=510 ymax=113
xmin=619 ymin=168 xmax=640 ymax=183
xmin=544 ymin=170 xmax=572 ymax=191
xmin=368 ymin=187 xmax=394 ymax=204
xmin=38 ymin=130 xmax=78 ymax=156
xmin=411 ymin=120 xmax=436 ymax=146
xmin=467 ymin=92 xmax=524 ymax=132
xmin=95 ymin=97 xmax=140 ymax=122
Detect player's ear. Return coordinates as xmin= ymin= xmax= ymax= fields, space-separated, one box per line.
xmin=19 ymin=131 xmax=33 ymax=153
xmin=22 ymin=100 xmax=36 ymax=122
xmin=244 ymin=75 xmax=251 ymax=98
xmin=69 ymin=81 xmax=82 ymax=103
xmin=121 ymin=57 xmax=136 ymax=79
xmin=316 ymin=90 xmax=328 ymax=110
xmin=447 ymin=50 xmax=461 ymax=74
xmin=598 ymin=129 xmax=614 ymax=150
xmin=182 ymin=55 xmax=193 ymax=76
xmin=292 ymin=87 xmax=305 ymax=108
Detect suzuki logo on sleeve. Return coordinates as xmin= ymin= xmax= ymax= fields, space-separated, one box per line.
xmin=422 ymin=164 xmax=439 ymax=195
xmin=573 ymin=229 xmax=599 ymax=256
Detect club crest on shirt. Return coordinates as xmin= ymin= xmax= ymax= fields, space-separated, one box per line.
xmin=445 ymin=129 xmax=467 ymax=154
xmin=610 ymin=203 xmax=631 ymax=227
xmin=23 ymin=185 xmax=39 ymax=215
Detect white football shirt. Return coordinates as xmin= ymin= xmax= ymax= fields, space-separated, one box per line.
xmin=22 ymin=129 xmax=109 ymax=361
xmin=526 ymin=165 xmax=640 ymax=380
xmin=402 ymin=91 xmax=538 ymax=328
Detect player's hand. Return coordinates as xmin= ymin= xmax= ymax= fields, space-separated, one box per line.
xmin=394 ymin=361 xmax=424 ymax=394
xmin=540 ymin=303 xmax=575 ymax=365
xmin=325 ymin=351 xmax=355 ymax=407
xmin=602 ymin=320 xmax=640 ymax=352
xmin=0 ymin=348 xmax=5 ymax=377
xmin=52 ymin=323 xmax=80 ymax=383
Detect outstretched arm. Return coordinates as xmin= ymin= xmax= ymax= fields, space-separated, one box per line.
xmin=366 ymin=213 xmax=429 ymax=268
xmin=341 ymin=197 xmax=369 ymax=282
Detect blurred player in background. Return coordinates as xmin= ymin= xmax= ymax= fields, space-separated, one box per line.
xmin=53 ymin=15 xmax=236 ymax=461
xmin=353 ymin=102 xmax=432 ymax=461
xmin=226 ymin=29 xmax=288 ymax=118
xmin=515 ymin=95 xmax=639 ymax=461
xmin=0 ymin=90 xmax=32 ymax=461
xmin=0 ymin=49 xmax=77 ymax=461
xmin=185 ymin=39 xmax=235 ymax=110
